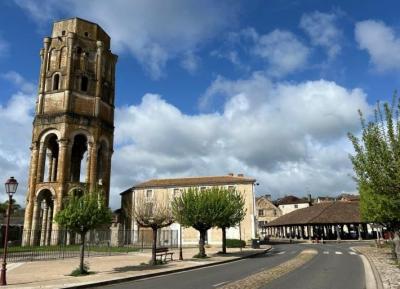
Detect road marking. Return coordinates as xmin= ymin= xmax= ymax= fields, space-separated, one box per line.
xmin=323 ymin=251 xmax=329 ymax=254
xmin=213 ymin=281 xmax=229 ymax=287
xmin=7 ymin=263 xmax=24 ymax=272
xmin=335 ymin=251 xmax=343 ymax=255
xmin=277 ymin=251 xmax=286 ymax=255
xmin=349 ymin=251 xmax=357 ymax=255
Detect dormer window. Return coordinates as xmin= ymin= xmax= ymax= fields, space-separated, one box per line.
xmin=52 ymin=74 xmax=60 ymax=91
xmin=81 ymin=76 xmax=88 ymax=92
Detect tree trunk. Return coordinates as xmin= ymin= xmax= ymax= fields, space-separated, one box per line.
xmin=394 ymin=230 xmax=400 ymax=261
xmin=151 ymin=227 xmax=158 ymax=265
xmin=79 ymin=232 xmax=86 ymax=274
xmin=221 ymin=227 xmax=227 ymax=254
xmin=198 ymin=229 xmax=207 ymax=258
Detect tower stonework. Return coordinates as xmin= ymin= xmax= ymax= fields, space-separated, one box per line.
xmin=23 ymin=18 xmax=117 ymax=245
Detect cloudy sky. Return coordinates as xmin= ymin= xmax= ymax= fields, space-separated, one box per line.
xmin=0 ymin=0 xmax=399 ymax=208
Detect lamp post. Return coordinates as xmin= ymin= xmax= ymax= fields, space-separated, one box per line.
xmin=1 ymin=177 xmax=18 ymax=286
xmin=179 ymin=224 xmax=183 ymax=260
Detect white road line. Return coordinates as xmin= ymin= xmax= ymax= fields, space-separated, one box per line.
xmin=277 ymin=251 xmax=286 ymax=255
xmin=349 ymin=251 xmax=357 ymax=255
xmin=213 ymin=281 xmax=229 ymax=287
xmin=7 ymin=263 xmax=24 ymax=272
xmin=335 ymin=251 xmax=343 ymax=255
xmin=323 ymin=251 xmax=329 ymax=254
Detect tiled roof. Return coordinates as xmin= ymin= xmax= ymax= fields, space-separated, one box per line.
xmin=266 ymin=201 xmax=363 ymax=226
xmin=121 ymin=175 xmax=256 ymax=195
xmin=277 ymin=195 xmax=309 ymax=205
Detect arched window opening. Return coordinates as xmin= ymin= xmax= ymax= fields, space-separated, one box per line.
xmin=39 ymin=133 xmax=59 ymax=183
xmin=52 ymin=74 xmax=60 ymax=91
xmin=42 ymin=134 xmax=59 ymax=182
xmin=34 ymin=189 xmax=54 ymax=246
xmin=96 ymin=141 xmax=108 ymax=185
xmin=81 ymin=76 xmax=89 ymax=92
xmin=70 ymin=134 xmax=88 ymax=183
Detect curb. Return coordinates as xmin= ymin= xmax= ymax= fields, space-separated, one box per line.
xmin=61 ymin=247 xmax=272 ymax=289
xmin=351 ymin=247 xmax=384 ymax=289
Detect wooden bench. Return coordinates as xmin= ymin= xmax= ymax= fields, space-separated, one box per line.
xmin=155 ymin=247 xmax=174 ymax=262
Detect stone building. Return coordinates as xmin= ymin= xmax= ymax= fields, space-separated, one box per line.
xmin=22 ymin=18 xmax=117 ymax=246
xmin=120 ymin=174 xmax=257 ymax=245
xmin=276 ymin=195 xmax=310 ymax=215
xmin=255 ymin=195 xmax=281 ymax=237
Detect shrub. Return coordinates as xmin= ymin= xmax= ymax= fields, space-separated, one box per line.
xmin=226 ymin=239 xmax=246 ymax=248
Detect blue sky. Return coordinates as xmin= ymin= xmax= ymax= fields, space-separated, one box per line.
xmin=0 ymin=0 xmax=400 ymax=208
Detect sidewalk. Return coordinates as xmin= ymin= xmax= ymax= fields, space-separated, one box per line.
xmin=354 ymin=246 xmax=400 ymax=289
xmin=5 ymin=246 xmax=270 ymax=289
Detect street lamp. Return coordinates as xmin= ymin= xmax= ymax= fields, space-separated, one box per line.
xmin=179 ymin=224 xmax=183 ymax=260
xmin=1 ymin=177 xmax=18 ymax=286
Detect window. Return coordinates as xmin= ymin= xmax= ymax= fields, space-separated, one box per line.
xmin=81 ymin=76 xmax=88 ymax=92
xmin=84 ymin=32 xmax=89 ymax=37
xmin=273 ymin=210 xmax=277 ymax=216
xmin=146 ymin=190 xmax=153 ymax=199
xmin=228 ymin=185 xmax=235 ymax=192
xmin=52 ymin=74 xmax=60 ymax=90
xmin=258 ymin=209 xmax=264 ymax=216
xmin=61 ymin=30 xmax=66 ymax=36
xmin=294 ymin=204 xmax=298 ymax=209
xmin=173 ymin=188 xmax=180 ymax=197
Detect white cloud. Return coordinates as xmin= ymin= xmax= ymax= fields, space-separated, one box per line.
xmin=300 ymin=11 xmax=342 ymax=59
xmin=253 ymin=29 xmax=309 ymax=76
xmin=14 ymin=0 xmax=238 ymax=79
xmin=355 ymin=20 xmax=400 ymax=72
xmin=109 ymin=75 xmax=371 ymax=207
xmin=0 ymin=72 xmax=35 ymax=205
xmin=0 ymin=34 xmax=9 ymax=56
xmin=180 ymin=52 xmax=200 ymax=74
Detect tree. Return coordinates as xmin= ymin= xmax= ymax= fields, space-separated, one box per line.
xmin=132 ymin=196 xmax=174 ymax=265
xmin=348 ymin=96 xmax=400 ymax=260
xmin=54 ymin=190 xmax=112 ymax=274
xmin=215 ymin=188 xmax=246 ymax=254
xmin=172 ymin=187 xmax=226 ymax=258
xmin=0 ymin=199 xmax=22 ymax=215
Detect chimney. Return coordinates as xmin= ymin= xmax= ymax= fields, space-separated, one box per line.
xmin=308 ymin=194 xmax=312 ymax=205
xmin=237 ymin=173 xmax=244 ymax=177
xmin=228 ymin=173 xmax=234 ymax=176
xmin=265 ymin=194 xmax=271 ymax=201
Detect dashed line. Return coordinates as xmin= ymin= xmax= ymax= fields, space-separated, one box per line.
xmin=277 ymin=251 xmax=286 ymax=255
xmin=323 ymin=251 xmax=329 ymax=254
xmin=213 ymin=281 xmax=229 ymax=287
xmin=335 ymin=251 xmax=343 ymax=255
xmin=349 ymin=251 xmax=357 ymax=255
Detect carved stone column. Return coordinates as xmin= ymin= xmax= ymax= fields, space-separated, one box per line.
xmin=46 ymin=151 xmax=53 ymax=182
xmin=36 ymin=142 xmax=46 ymax=182
xmin=40 ymin=202 xmax=49 ymax=246
xmin=30 ymin=200 xmax=40 ymax=246
xmin=46 ymin=205 xmax=53 ymax=245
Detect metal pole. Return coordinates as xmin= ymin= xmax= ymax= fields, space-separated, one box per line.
xmin=179 ymin=225 xmax=183 ymax=260
xmin=1 ymin=195 xmax=12 ymax=286
xmin=239 ymin=222 xmax=242 ymax=252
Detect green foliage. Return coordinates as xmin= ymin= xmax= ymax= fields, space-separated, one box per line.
xmin=215 ymin=188 xmax=246 ymax=229
xmin=171 ymin=187 xmax=225 ymax=232
xmin=348 ymin=95 xmax=400 ymax=230
xmin=0 ymin=199 xmax=22 ymax=215
xmin=70 ymin=263 xmax=90 ymax=276
xmin=226 ymin=238 xmax=246 ymax=248
xmin=54 ymin=191 xmax=112 ymax=234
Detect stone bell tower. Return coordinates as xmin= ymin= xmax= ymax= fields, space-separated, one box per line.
xmin=23 ymin=18 xmax=117 ymax=246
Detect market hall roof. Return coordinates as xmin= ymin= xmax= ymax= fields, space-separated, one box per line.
xmin=266 ymin=201 xmax=363 ymax=226
xmin=121 ymin=175 xmax=256 ymax=195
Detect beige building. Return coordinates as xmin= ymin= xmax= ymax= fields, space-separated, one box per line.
xmin=23 ymin=18 xmax=117 ymax=246
xmin=255 ymin=195 xmax=281 ymax=236
xmin=120 ymin=174 xmax=257 ymax=245
xmin=277 ymin=195 xmax=310 ymax=215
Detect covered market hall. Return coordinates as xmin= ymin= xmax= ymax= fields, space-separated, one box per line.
xmin=263 ymin=201 xmax=376 ymax=241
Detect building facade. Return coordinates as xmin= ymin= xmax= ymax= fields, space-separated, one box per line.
xmin=120 ymin=174 xmax=257 ymax=245
xmin=255 ymin=195 xmax=281 ymax=236
xmin=277 ymin=195 xmax=310 ymax=215
xmin=23 ymin=18 xmax=117 ymax=246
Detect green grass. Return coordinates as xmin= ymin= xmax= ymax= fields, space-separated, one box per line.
xmin=8 ymin=245 xmax=139 ymax=253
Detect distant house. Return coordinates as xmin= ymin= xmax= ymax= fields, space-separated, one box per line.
xmin=256 ymin=195 xmax=281 ymax=236
xmin=316 ymin=196 xmax=335 ymax=203
xmin=276 ymin=195 xmax=310 ymax=215
xmin=337 ymin=194 xmax=360 ymax=202
xmin=120 ymin=174 xmax=257 ymax=245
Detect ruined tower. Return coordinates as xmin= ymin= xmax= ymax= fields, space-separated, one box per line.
xmin=23 ymin=18 xmax=117 ymax=245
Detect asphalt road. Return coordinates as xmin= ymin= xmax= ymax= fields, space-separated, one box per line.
xmin=97 ymin=242 xmax=365 ymax=289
